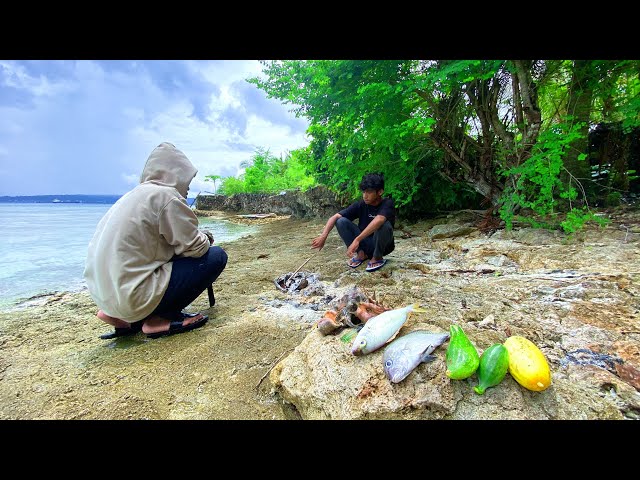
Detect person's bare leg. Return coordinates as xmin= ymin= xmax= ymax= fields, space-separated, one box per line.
xmin=142 ymin=314 xmax=204 ymax=335
xmin=97 ymin=310 xmax=131 ymax=329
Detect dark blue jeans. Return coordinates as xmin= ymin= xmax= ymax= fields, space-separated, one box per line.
xmin=148 ymin=246 xmax=228 ymax=322
xmin=335 ymin=217 xmax=395 ymax=260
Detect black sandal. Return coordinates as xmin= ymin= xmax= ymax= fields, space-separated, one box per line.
xmin=146 ymin=313 xmax=209 ymax=339
xmin=99 ymin=320 xmax=143 ymax=340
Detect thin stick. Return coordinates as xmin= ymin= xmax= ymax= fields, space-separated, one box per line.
xmin=255 ymin=349 xmax=293 ymax=391
xmin=285 ymin=252 xmax=318 ymax=287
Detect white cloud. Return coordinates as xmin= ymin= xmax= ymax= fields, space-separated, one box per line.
xmin=121 ymin=173 xmax=140 ymax=188
xmin=0 ymin=60 xmax=310 ymax=196
xmin=190 ymin=60 xmax=264 ymax=85
xmin=0 ymin=61 xmax=76 ymax=97
xmin=244 ymin=114 xmax=309 ymax=157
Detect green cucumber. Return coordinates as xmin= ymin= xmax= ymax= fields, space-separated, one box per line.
xmin=474 ymin=343 xmax=509 ymax=395
xmin=445 ymin=324 xmax=480 ymax=380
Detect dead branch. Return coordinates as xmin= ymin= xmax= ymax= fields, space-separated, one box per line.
xmin=285 ymin=252 xmax=318 ymax=287
xmin=432 ymin=269 xmax=496 ymax=275
xmin=255 ymin=349 xmax=294 ymax=392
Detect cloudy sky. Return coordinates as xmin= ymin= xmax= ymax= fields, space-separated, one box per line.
xmin=0 ymin=60 xmax=310 ymax=196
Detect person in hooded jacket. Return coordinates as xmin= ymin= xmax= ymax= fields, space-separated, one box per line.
xmin=84 ymin=142 xmax=228 ymax=339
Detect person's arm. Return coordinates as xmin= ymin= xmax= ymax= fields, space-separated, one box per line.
xmin=159 ymin=198 xmax=211 ymax=258
xmin=311 ymin=213 xmax=342 ymax=251
xmin=346 ymin=214 xmax=387 ymax=258
xmin=202 ymin=229 xmax=215 ymax=245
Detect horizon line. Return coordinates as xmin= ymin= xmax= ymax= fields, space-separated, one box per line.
xmin=0 ymin=193 xmax=198 ymax=198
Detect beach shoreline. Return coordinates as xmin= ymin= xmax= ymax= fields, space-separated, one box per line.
xmin=0 ymin=209 xmax=269 ymax=313
xmin=1 ymin=208 xmax=639 ymax=419
xmin=0 ymin=215 xmax=335 ymax=419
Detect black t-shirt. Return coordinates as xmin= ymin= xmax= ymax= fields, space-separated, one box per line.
xmin=338 ymin=197 xmax=396 ymax=231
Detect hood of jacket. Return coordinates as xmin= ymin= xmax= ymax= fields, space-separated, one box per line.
xmin=140 ymin=142 xmax=197 ymax=198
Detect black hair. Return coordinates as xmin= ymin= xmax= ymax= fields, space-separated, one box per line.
xmin=359 ymin=172 xmax=384 ymax=191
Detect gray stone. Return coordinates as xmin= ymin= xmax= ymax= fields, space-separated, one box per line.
xmin=196 ymin=186 xmax=346 ymax=219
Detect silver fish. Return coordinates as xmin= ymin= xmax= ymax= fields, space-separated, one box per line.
xmin=383 ymin=330 xmax=450 ymax=383
xmin=351 ymin=304 xmax=426 ymax=356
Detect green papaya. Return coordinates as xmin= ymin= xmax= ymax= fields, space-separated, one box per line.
xmin=445 ymin=324 xmax=480 ymax=380
xmin=474 ymin=344 xmax=509 ymax=395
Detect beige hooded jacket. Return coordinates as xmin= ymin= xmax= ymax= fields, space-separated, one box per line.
xmin=83 ymin=142 xmax=211 ymax=322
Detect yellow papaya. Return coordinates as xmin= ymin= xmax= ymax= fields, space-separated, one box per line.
xmin=503 ymin=336 xmax=552 ymax=392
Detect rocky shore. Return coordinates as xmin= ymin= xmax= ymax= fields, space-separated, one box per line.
xmin=1 ymin=207 xmax=639 ymax=420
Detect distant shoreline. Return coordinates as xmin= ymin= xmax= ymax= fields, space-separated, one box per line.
xmin=0 ymin=194 xmax=122 ymax=204
xmin=0 ymin=195 xmax=197 ymax=206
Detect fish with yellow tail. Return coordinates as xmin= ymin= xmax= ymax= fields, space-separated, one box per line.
xmin=351 ymin=304 xmax=427 ymax=356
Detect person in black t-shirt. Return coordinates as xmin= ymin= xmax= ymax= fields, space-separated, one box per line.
xmin=311 ymin=172 xmax=395 ymax=272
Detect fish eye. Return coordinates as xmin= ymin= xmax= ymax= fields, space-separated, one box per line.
xmin=385 ymin=360 xmax=392 ymax=368
xmin=360 ymin=340 xmax=366 ymax=347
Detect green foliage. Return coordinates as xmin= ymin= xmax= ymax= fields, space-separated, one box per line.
xmin=497 ymin=120 xmax=608 ymax=233
xmin=499 ymin=121 xmax=579 ymax=223
xmin=539 ymin=60 xmax=640 ymax=130
xmin=413 ymin=60 xmax=504 ymax=93
xmin=591 ymin=60 xmax=640 ymax=130
xmin=619 ymin=80 xmax=640 ymax=131
xmin=537 ymin=60 xmax=572 ymax=127
xmin=560 ymin=208 xmax=609 ymax=235
xmin=605 ymin=191 xmax=622 ymax=207
xmin=216 ymin=146 xmax=317 ymax=195
xmin=247 ymin=59 xmax=638 ymax=231
xmin=218 ymin=176 xmax=245 ymax=195
xmin=282 ymin=148 xmax=317 ymax=191
xmin=248 ymin=60 xmax=464 ymax=213
xmin=204 ymin=174 xmax=222 ymax=194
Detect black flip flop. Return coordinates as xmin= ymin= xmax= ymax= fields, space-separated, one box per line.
xmin=146 ymin=313 xmax=209 ymax=339
xmin=99 ymin=320 xmax=143 ymax=340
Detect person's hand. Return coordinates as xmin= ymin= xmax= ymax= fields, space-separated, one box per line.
xmin=311 ymin=235 xmax=326 ymax=251
xmin=347 ymin=239 xmax=360 ymax=258
xmin=203 ymin=230 xmax=214 ymax=244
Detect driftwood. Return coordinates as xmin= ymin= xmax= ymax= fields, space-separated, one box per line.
xmin=274 ymin=272 xmax=312 ymax=293
xmin=436 ymin=269 xmax=496 ymax=275
xmin=285 ymin=252 xmax=318 ymax=287
xmin=236 ymin=213 xmax=277 ymax=219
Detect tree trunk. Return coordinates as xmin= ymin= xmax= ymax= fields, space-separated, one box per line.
xmin=564 ymin=60 xmax=594 ymax=189
xmin=419 ymin=83 xmax=504 ymax=206
xmin=430 ymin=134 xmax=503 ymax=205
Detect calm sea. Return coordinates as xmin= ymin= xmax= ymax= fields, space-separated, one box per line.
xmin=0 ymin=203 xmax=256 ymax=311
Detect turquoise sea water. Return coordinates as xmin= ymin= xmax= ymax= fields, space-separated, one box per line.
xmin=0 ymin=203 xmax=255 ymax=310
